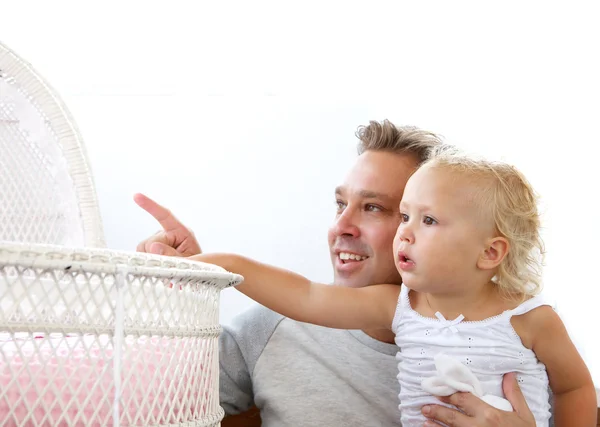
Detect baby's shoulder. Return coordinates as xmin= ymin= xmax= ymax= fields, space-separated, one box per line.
xmin=511 ymin=303 xmax=559 ymax=349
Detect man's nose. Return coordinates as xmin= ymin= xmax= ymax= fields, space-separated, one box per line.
xmin=331 ymin=207 xmax=361 ymax=238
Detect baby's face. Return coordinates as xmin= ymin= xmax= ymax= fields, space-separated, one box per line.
xmin=393 ymin=165 xmax=496 ymax=293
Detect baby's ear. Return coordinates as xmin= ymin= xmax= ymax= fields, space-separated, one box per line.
xmin=477 ymin=237 xmax=509 ymax=270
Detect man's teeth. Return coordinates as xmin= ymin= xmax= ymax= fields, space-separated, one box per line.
xmin=339 ymin=252 xmax=368 ymax=261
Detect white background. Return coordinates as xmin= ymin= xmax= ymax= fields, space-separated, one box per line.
xmin=2 ymin=1 xmax=599 ymax=386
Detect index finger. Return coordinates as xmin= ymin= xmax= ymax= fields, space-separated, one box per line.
xmin=133 ymin=193 xmax=183 ymax=232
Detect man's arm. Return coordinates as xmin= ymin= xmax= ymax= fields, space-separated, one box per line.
xmin=219 ymin=324 xmax=254 ymax=415
xmin=219 ymin=305 xmax=287 ymax=416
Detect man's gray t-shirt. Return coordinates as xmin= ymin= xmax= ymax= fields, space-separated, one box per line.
xmin=219 ymin=305 xmax=401 ymax=426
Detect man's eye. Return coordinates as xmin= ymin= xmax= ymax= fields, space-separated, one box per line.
xmin=423 ymin=216 xmax=437 ymax=225
xmin=336 ymin=200 xmax=346 ymax=211
xmin=365 ymin=204 xmax=383 ymax=212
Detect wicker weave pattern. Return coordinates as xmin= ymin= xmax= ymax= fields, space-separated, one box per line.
xmin=0 ymin=243 xmax=242 ymax=426
xmin=0 ymin=41 xmax=105 ymax=247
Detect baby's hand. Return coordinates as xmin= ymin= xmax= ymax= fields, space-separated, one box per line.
xmin=134 ymin=193 xmax=202 ymax=257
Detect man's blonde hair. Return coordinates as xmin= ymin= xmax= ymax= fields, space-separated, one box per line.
xmin=356 ymin=119 xmax=443 ymax=164
xmin=425 ymin=147 xmax=545 ymax=299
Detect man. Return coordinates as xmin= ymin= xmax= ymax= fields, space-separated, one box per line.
xmin=136 ymin=120 xmax=537 ymax=426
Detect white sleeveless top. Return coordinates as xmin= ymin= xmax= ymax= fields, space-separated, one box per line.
xmin=392 ymin=285 xmax=551 ymax=426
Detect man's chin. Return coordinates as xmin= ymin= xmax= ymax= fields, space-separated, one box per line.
xmin=333 ymin=272 xmax=370 ymax=289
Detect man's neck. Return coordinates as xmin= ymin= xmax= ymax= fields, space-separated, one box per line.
xmin=361 ymin=328 xmax=396 ymax=344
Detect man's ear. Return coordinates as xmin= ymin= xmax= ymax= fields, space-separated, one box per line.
xmin=477 ymin=236 xmax=509 ymax=270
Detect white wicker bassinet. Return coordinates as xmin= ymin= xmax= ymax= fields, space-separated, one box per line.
xmin=0 ymin=41 xmax=242 ymax=426
xmin=0 ymin=40 xmax=104 ymax=248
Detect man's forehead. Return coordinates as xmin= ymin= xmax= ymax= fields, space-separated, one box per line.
xmin=337 ymin=151 xmax=414 ymax=201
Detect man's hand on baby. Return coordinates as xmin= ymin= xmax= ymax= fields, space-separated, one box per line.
xmin=134 ymin=193 xmax=202 ymax=257
xmin=422 ymin=373 xmax=536 ymax=427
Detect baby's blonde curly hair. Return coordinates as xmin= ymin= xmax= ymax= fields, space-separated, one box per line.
xmin=424 ymin=147 xmax=545 ymax=300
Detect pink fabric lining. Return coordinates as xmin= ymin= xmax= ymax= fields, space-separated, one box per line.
xmin=0 ymin=334 xmax=212 ymax=426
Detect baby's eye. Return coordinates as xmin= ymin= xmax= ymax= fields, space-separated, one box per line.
xmin=401 ymin=213 xmax=409 ymax=222
xmin=423 ymin=216 xmax=437 ymax=225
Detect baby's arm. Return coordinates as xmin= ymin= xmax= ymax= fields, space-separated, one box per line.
xmin=513 ymin=306 xmax=597 ymax=426
xmin=191 ymin=253 xmax=400 ymax=331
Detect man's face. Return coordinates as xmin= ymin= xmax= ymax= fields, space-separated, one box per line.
xmin=328 ymin=150 xmax=419 ymax=288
